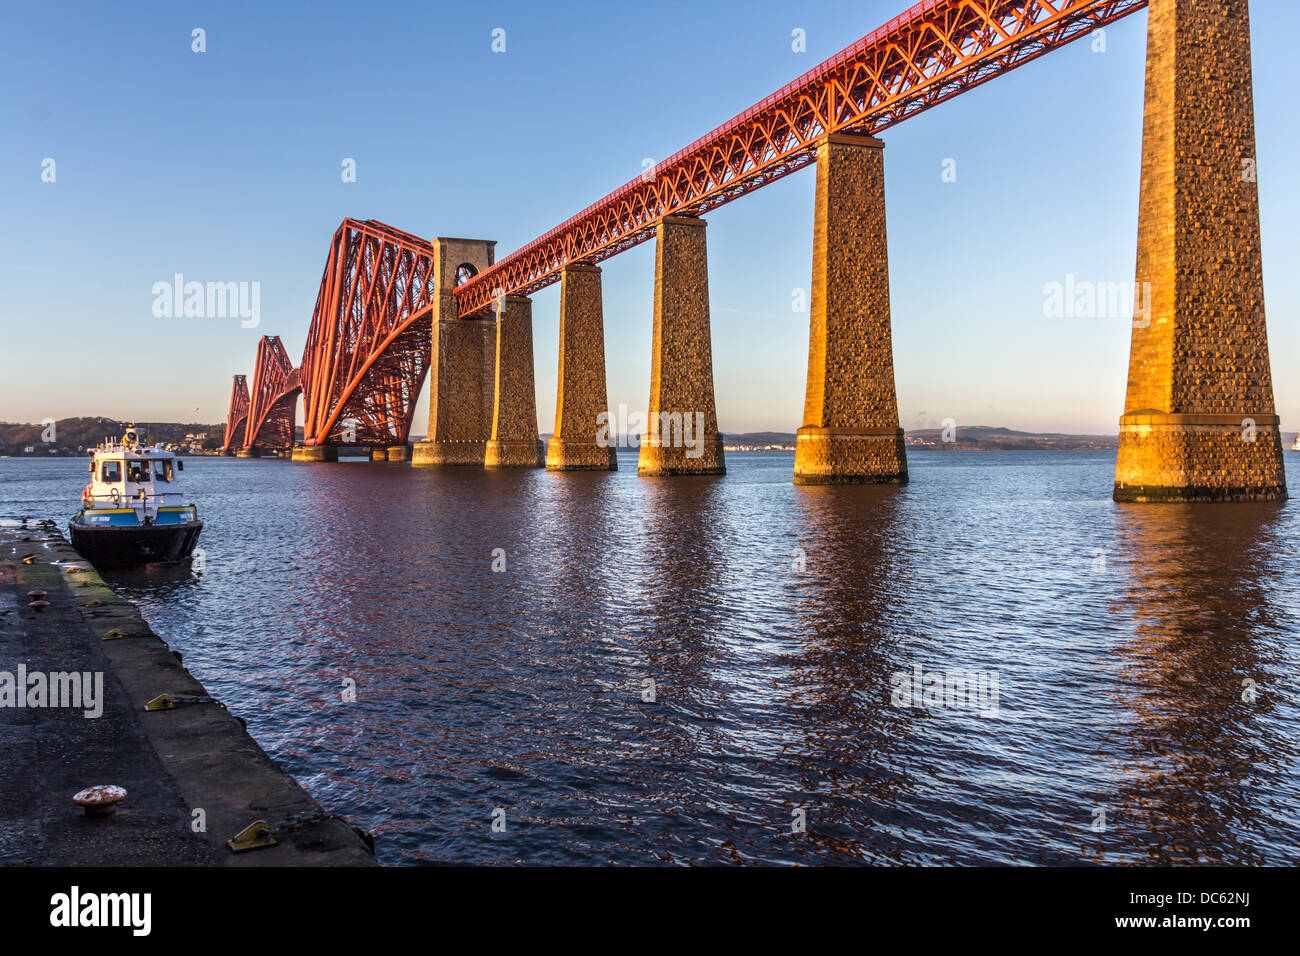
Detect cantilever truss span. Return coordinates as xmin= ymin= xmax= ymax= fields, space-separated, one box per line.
xmin=244 ymin=335 xmax=300 ymax=451
xmin=223 ymin=0 xmax=1151 ymax=450
xmin=221 ymin=374 xmax=250 ymax=454
xmin=453 ymin=0 xmax=1149 ymax=316
xmin=298 ymin=219 xmax=439 ymax=448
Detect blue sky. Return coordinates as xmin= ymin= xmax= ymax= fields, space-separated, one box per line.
xmin=2 ymin=0 xmax=1296 ymax=436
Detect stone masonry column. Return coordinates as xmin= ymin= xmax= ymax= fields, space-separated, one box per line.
xmin=485 ymin=296 xmax=546 ymax=468
xmin=412 ymin=317 xmax=495 ymax=464
xmin=547 ymin=263 xmax=618 ymax=471
xmin=793 ymin=133 xmax=907 ymax=485
xmin=1114 ymin=0 xmax=1285 ymax=501
xmin=637 ymin=216 xmax=725 ymax=476
xmin=413 ymin=238 xmax=498 ymax=466
xmin=291 ymin=445 xmax=337 ymax=462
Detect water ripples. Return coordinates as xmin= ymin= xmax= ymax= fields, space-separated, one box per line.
xmin=3 ymin=451 xmax=1297 ymax=864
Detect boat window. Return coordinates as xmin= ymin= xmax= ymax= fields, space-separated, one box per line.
xmin=127 ymin=461 xmax=149 ymax=484
xmin=153 ymin=459 xmax=173 ymax=482
xmin=101 ymin=461 xmax=122 ymax=483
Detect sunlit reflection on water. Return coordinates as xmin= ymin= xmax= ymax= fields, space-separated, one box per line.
xmin=4 ymin=450 xmax=1296 ymax=864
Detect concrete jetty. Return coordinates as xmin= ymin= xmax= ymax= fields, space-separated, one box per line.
xmin=0 ymin=522 xmax=375 ymax=866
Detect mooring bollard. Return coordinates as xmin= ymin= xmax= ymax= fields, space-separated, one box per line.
xmin=73 ymin=785 xmax=127 ymax=819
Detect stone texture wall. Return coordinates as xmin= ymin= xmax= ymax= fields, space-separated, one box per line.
xmin=1115 ymin=0 xmax=1286 ymax=500
xmin=290 ymin=445 xmax=336 ymax=462
xmin=436 ymin=238 xmax=496 ymax=278
xmin=547 ymin=263 xmax=617 ymax=470
xmin=1116 ymin=416 xmax=1286 ymax=501
xmin=413 ymin=237 xmax=498 ymax=466
xmin=413 ymin=316 xmax=496 ymax=465
xmin=638 ymin=216 xmax=725 ymax=476
xmin=485 ymin=296 xmax=545 ymax=468
xmin=794 ymin=134 xmax=906 ymax=485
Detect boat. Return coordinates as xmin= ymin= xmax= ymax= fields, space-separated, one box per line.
xmin=1293 ymin=435 xmax=1300 ymax=452
xmin=68 ymin=425 xmax=203 ymax=567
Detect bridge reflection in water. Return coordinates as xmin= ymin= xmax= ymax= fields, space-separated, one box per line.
xmin=1102 ymin=502 xmax=1291 ymax=865
xmin=79 ymin=452 xmax=1299 ymax=865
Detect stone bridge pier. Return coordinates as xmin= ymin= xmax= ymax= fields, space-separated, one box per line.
xmin=794 ymin=133 xmax=906 ymax=486
xmin=413 ymin=238 xmax=498 ymax=467
xmin=485 ymin=295 xmax=546 ymax=468
xmin=638 ymin=215 xmax=726 ymax=476
xmin=1114 ymin=0 xmax=1286 ymax=501
xmin=547 ymin=263 xmax=618 ymax=471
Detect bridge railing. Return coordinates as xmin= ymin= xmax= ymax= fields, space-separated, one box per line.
xmin=452 ymin=0 xmax=1147 ymax=317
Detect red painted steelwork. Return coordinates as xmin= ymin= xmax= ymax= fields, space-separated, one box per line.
xmin=298 ymin=219 xmax=439 ymax=447
xmin=221 ymin=374 xmax=250 ymax=454
xmin=244 ymin=335 xmax=300 ymax=451
xmin=228 ymin=0 xmax=1151 ymax=443
xmin=453 ymin=0 xmax=1148 ymax=316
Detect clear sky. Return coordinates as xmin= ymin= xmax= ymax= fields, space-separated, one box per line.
xmin=2 ymin=0 xmax=1296 ymax=436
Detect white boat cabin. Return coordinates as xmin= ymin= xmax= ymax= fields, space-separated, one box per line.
xmin=81 ymin=425 xmax=196 ymax=527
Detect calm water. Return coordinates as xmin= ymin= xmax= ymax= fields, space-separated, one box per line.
xmin=4 ymin=450 xmax=1299 ymax=865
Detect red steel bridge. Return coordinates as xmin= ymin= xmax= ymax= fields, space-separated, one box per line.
xmin=224 ymin=0 xmax=1148 ymax=454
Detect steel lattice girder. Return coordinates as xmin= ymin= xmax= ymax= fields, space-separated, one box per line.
xmin=299 ymin=218 xmax=438 ymax=447
xmin=453 ymin=0 xmax=1148 ymax=317
xmin=244 ymin=335 xmax=301 ymax=450
xmin=221 ymin=374 xmax=250 ymax=454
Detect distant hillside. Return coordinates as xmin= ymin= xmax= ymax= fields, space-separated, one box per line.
xmin=6 ymin=420 xmax=1291 ymax=457
xmin=560 ymin=427 xmax=1145 ymax=451
xmin=719 ymin=428 xmax=1123 ymax=450
xmin=476 ymin=427 xmax=1296 ymax=451
xmin=0 ymin=417 xmax=226 ymax=455
xmin=907 ymin=425 xmax=1117 ymax=450
xmin=718 ymin=427 xmax=1129 ymax=450
xmin=724 ymin=432 xmax=796 ymax=446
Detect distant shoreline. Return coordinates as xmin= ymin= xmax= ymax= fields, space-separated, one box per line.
xmin=2 ymin=419 xmax=1295 ymax=456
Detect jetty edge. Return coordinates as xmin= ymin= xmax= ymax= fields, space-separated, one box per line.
xmin=0 ymin=521 xmax=376 ymax=866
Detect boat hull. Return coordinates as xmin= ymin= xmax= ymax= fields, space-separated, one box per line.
xmin=68 ymin=519 xmax=203 ymax=567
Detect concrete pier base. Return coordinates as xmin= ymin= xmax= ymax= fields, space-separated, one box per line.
xmin=1114 ymin=0 xmax=1285 ymax=502
xmin=235 ymin=448 xmax=262 ymax=459
xmin=485 ymin=296 xmax=545 ymax=468
xmin=546 ymin=438 xmax=617 ymax=470
xmin=413 ymin=317 xmax=495 ymax=466
xmin=413 ymin=237 xmax=499 ymax=467
xmin=485 ymin=439 xmax=546 ymax=468
xmin=413 ymin=439 xmax=489 ymax=466
xmin=794 ymin=428 xmax=908 ymax=486
xmin=547 ymin=263 xmax=617 ymax=471
xmin=1116 ymin=415 xmax=1287 ymax=502
xmin=386 ymin=444 xmax=412 ymax=461
xmin=291 ymin=445 xmax=338 ymax=462
xmin=369 ymin=448 xmax=388 ymax=461
xmin=794 ymin=134 xmax=906 ymax=486
xmin=638 ymin=216 xmax=725 ymax=477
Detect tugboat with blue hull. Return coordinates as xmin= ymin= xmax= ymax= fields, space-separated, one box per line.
xmin=69 ymin=425 xmax=203 ymax=567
